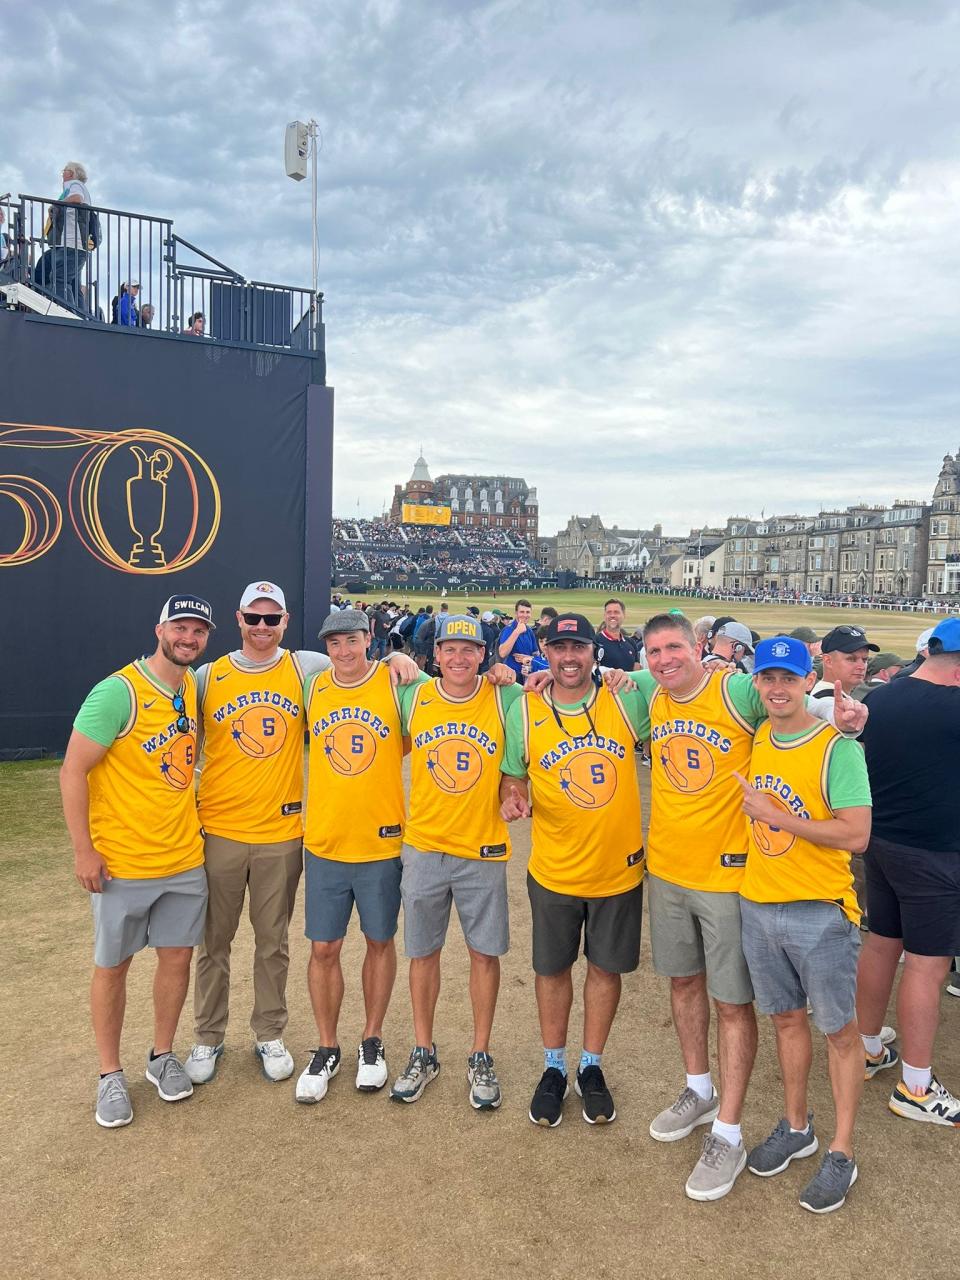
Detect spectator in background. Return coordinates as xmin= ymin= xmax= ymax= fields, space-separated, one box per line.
xmin=139 ymin=303 xmax=155 ymax=329
xmin=34 ymin=161 xmax=91 ymax=308
xmin=788 ymin=626 xmax=822 ymax=659
xmin=184 ymin=312 xmax=205 ymax=335
xmin=498 ymin=599 xmax=539 ymax=683
xmin=892 ymin=627 xmax=934 ymax=681
xmin=596 ymin=599 xmax=640 ymax=672
xmin=118 ymin=282 xmax=141 ymax=327
xmin=539 ymin=606 xmax=559 ymax=628
xmin=852 ymin=653 xmax=906 ymax=702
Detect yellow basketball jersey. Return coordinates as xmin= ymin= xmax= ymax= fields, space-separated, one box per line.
xmin=647 ymin=672 xmax=755 ymax=893
xmin=198 ymin=651 xmax=305 ymax=842
xmin=405 ymin=677 xmax=510 ymax=861
xmin=523 ymin=686 xmax=643 ymax=897
xmin=303 ymin=660 xmax=404 ymax=863
xmin=740 ymin=721 xmax=860 ymax=924
xmin=87 ymin=662 xmax=204 ymax=879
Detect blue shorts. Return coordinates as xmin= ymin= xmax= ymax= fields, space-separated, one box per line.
xmin=739 ymin=898 xmax=860 ymax=1035
xmin=303 ymin=850 xmax=401 ymax=943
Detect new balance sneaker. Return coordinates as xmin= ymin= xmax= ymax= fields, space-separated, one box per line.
xmin=467 ymin=1051 xmax=502 ymax=1110
xmin=184 ymin=1043 xmax=224 ymax=1085
xmin=747 ymin=1116 xmax=819 ymax=1176
xmin=575 ymin=1064 xmax=616 ymax=1124
xmin=685 ymin=1133 xmax=747 ymax=1202
xmin=390 ymin=1045 xmax=440 ymax=1103
xmin=96 ymin=1072 xmax=133 ymax=1128
xmin=799 ymin=1151 xmax=858 ymax=1214
xmin=356 ymin=1036 xmax=388 ymax=1091
xmin=145 ymin=1051 xmax=193 ymax=1102
xmin=529 ymin=1067 xmax=569 ymax=1127
xmin=295 ymin=1046 xmax=341 ymax=1103
xmin=649 ymin=1086 xmax=719 ymax=1143
xmin=889 ymin=1074 xmax=960 ymax=1127
xmin=865 ymin=1044 xmax=900 ymax=1080
xmin=254 ymin=1038 xmax=295 ymax=1082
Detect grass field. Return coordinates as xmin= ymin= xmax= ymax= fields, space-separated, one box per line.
xmin=362 ymin=589 xmax=937 ymax=658
xmin=4 ymin=755 xmax=960 ymax=1278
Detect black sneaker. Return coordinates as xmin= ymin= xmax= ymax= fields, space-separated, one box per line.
xmin=529 ymin=1067 xmax=569 ymax=1127
xmin=576 ymin=1064 xmax=616 ymax=1124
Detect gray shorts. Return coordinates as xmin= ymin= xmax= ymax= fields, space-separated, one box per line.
xmin=647 ymin=873 xmax=754 ymax=1005
xmin=91 ymin=866 xmax=208 ymax=968
xmin=400 ymin=844 xmax=509 ymax=958
xmin=304 ymin=850 xmax=401 ymax=943
xmin=740 ymin=898 xmax=861 ymax=1035
xmin=527 ymin=873 xmax=643 ymax=976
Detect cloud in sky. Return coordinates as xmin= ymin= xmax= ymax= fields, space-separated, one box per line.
xmin=5 ymin=0 xmax=960 ymax=532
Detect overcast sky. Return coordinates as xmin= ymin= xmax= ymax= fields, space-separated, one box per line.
xmin=6 ymin=0 xmax=960 ymax=534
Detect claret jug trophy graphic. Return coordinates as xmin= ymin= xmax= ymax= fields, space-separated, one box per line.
xmin=126 ymin=445 xmax=174 ymax=568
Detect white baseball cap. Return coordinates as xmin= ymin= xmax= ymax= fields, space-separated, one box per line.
xmin=916 ymin=626 xmax=935 ymax=653
xmin=239 ymin=581 xmax=287 ymax=611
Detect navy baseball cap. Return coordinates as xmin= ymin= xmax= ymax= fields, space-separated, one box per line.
xmin=158 ymin=594 xmax=215 ymax=630
xmin=928 ymin=618 xmax=960 ymax=654
xmin=545 ymin=613 xmax=596 ymax=646
xmin=752 ymin=635 xmax=813 ymax=677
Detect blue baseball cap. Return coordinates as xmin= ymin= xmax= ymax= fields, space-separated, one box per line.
xmin=929 ymin=618 xmax=960 ymax=654
xmin=435 ymin=614 xmax=484 ymax=645
xmin=752 ymin=635 xmax=813 ymax=677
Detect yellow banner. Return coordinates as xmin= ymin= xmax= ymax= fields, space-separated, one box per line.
xmin=402 ymin=503 xmax=451 ymax=526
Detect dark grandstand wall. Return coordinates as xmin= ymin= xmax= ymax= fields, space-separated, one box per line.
xmin=335 ymin=573 xmax=560 ymax=594
xmin=0 ymin=312 xmax=333 ymax=756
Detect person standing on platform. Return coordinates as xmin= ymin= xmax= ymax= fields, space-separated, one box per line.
xmin=60 ymin=595 xmax=215 ymax=1128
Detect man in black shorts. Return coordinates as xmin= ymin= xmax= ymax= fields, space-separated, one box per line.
xmin=855 ymin=617 xmax=960 ymax=1126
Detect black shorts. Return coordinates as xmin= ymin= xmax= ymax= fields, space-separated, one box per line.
xmin=864 ymin=835 xmax=960 ymax=957
xmin=526 ymin=872 xmax=642 ymax=976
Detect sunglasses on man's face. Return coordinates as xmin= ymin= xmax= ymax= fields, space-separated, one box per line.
xmin=242 ymin=612 xmax=283 ymax=628
xmin=171 ymin=692 xmax=189 ymax=734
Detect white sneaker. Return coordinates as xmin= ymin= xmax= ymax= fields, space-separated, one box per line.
xmin=254 ymin=1038 xmax=294 ymax=1082
xmin=296 ymin=1046 xmax=341 ymax=1103
xmin=880 ymin=1025 xmax=897 ymax=1045
xmin=184 ymin=1043 xmax=224 ymax=1084
xmin=356 ymin=1036 xmax=388 ymax=1091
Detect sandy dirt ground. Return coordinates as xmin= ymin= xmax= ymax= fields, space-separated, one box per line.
xmin=2 ymin=760 xmax=959 ymax=1280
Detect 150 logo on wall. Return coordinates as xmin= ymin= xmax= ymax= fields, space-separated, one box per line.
xmin=0 ymin=424 xmax=221 ymax=573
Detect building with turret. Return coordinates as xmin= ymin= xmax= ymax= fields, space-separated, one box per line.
xmin=927 ymin=450 xmax=960 ymax=597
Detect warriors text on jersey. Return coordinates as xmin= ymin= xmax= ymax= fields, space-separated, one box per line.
xmin=198 ymin=651 xmax=305 ymax=842
xmin=740 ymin=720 xmax=870 ymax=925
xmin=84 ymin=661 xmax=203 ymax=878
xmin=647 ymin=672 xmax=755 ymax=893
xmin=303 ymin=661 xmax=404 ymax=862
xmin=403 ymin=677 xmax=519 ymax=860
xmin=507 ymin=686 xmax=644 ymax=898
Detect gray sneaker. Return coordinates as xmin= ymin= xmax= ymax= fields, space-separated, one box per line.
xmin=390 ymin=1044 xmax=440 ymax=1103
xmin=799 ymin=1150 xmax=858 ymax=1214
xmin=649 ymin=1086 xmax=719 ymax=1142
xmin=747 ymin=1115 xmax=819 ymax=1176
xmin=684 ymin=1132 xmax=747 ymax=1202
xmin=467 ymin=1051 xmax=502 ymax=1110
xmin=96 ymin=1072 xmax=133 ymax=1128
xmin=145 ymin=1051 xmax=194 ymax=1102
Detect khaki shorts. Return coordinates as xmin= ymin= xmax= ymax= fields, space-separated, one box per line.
xmin=647 ymin=872 xmax=754 ymax=1005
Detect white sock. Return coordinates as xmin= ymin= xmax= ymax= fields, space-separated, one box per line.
xmin=686 ymin=1072 xmax=713 ymax=1101
xmin=789 ymin=1118 xmax=811 ymax=1135
xmin=861 ymin=1034 xmax=883 ymax=1057
xmin=711 ymin=1118 xmax=742 ymax=1147
xmin=902 ymin=1061 xmax=932 ymax=1095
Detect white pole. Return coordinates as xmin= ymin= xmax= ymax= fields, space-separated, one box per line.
xmin=309 ymin=119 xmax=319 ymax=306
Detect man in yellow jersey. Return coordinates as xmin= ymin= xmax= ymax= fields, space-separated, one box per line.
xmin=500 ymin=614 xmax=647 ymax=1129
xmin=295 ymin=609 xmax=409 ymax=1102
xmin=59 ymin=594 xmax=215 ymax=1128
xmin=389 ymin=614 xmax=520 ymax=1109
xmin=598 ymin=613 xmax=866 ymax=1201
xmin=736 ymin=635 xmax=871 ymax=1214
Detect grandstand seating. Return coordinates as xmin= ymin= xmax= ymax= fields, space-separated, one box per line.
xmin=332 ymin=517 xmax=538 ymax=576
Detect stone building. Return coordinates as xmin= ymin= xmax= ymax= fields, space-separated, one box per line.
xmin=927 ymin=450 xmax=960 ymax=597
xmin=390 ymin=456 xmax=539 ymax=547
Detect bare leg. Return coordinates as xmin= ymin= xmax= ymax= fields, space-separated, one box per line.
xmin=670 ymin=972 xmax=710 ymax=1074
xmin=856 ymin=932 xmax=902 ymax=1035
xmin=307 ymin=938 xmax=345 ymax=1045
xmin=897 ymin=952 xmax=952 ymax=1072
xmin=91 ymin=957 xmax=133 ymax=1073
xmin=714 ymin=1000 xmax=758 ymax=1124
xmin=770 ymin=1008 xmax=812 ymax=1131
xmin=824 ymin=1019 xmax=863 ymax=1158
xmin=535 ymin=968 xmax=573 ymax=1051
xmin=360 ymin=936 xmax=397 ymax=1039
xmin=153 ymin=947 xmax=194 ymax=1054
xmin=409 ymin=949 xmax=442 ymax=1047
xmin=582 ymin=962 xmax=622 ymax=1055
xmin=467 ymin=947 xmax=500 ymax=1055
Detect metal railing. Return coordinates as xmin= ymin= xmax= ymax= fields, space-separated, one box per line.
xmin=0 ymin=192 xmax=323 ymax=358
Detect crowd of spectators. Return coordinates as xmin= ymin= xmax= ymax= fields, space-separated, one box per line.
xmin=332 ymin=514 xmax=539 ymax=578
